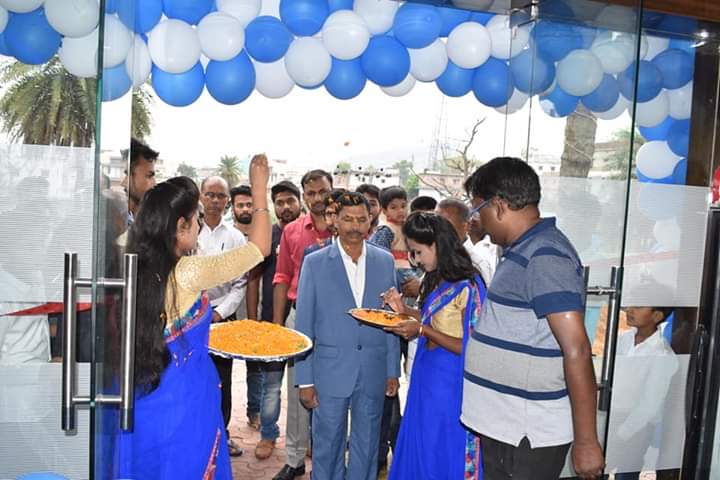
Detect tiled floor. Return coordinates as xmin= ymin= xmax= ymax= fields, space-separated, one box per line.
xmin=228 ymin=361 xmax=393 ymax=480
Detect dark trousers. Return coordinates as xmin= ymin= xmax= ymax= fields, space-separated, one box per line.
xmin=377 ymin=395 xmax=401 ymax=465
xmin=481 ymin=435 xmax=571 ymax=480
xmin=212 ymin=354 xmax=234 ymax=430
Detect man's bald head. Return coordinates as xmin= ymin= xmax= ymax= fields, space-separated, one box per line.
xmin=200 ymin=176 xmax=230 ymax=225
xmin=201 ymin=176 xmax=229 ymax=194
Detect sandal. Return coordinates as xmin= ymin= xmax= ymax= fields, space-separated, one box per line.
xmin=227 ymin=439 xmax=243 ymax=457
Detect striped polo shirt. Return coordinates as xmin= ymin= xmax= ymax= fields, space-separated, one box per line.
xmin=461 ymin=217 xmax=585 ymax=448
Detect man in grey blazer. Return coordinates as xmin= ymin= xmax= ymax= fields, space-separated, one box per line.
xmin=295 ymin=192 xmax=401 ymax=480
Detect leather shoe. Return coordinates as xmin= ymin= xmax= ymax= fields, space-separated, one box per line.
xmin=272 ymin=464 xmax=306 ymax=480
xmin=254 ymin=439 xmax=276 ymax=460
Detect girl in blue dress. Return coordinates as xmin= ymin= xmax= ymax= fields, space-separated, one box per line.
xmin=117 ymin=155 xmax=271 ymax=479
xmin=383 ymin=212 xmax=486 ymax=480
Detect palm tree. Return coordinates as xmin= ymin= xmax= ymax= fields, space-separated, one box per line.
xmin=218 ymin=155 xmax=242 ymax=187
xmin=176 ymin=162 xmax=199 ymax=181
xmin=559 ymin=105 xmax=598 ymax=178
xmin=0 ymin=58 xmax=153 ymax=147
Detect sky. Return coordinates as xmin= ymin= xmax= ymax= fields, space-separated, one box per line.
xmin=100 ymin=80 xmax=628 ymax=177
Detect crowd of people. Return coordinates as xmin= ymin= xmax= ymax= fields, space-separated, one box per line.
xmin=109 ymin=138 xmax=612 ymax=479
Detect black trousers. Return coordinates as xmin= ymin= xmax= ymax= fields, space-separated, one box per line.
xmin=378 ymin=394 xmax=402 ymax=464
xmin=481 ymin=435 xmax=571 ymax=480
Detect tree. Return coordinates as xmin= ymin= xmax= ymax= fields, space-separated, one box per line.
xmin=559 ymin=104 xmax=597 ymax=178
xmin=176 ymin=162 xmax=199 ymax=181
xmin=601 ymin=127 xmax=644 ymax=180
xmin=0 ymin=58 xmax=153 ymax=147
xmin=218 ymin=155 xmax=242 ymax=187
xmin=335 ymin=161 xmax=352 ymax=172
xmin=393 ymin=159 xmax=413 ymax=187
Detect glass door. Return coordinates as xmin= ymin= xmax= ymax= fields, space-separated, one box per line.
xmin=503 ymin=0 xmax=714 ymax=477
xmin=0 ymin=4 xmax=139 ymax=478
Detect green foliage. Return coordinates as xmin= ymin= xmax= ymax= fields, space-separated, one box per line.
xmin=177 ymin=162 xmax=198 ymax=180
xmin=218 ymin=155 xmax=242 ymax=187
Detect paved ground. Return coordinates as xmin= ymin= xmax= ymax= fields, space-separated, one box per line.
xmin=228 ymin=360 xmax=393 ymax=480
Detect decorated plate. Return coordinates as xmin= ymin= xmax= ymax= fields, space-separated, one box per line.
xmin=348 ymin=308 xmax=413 ymax=328
xmin=209 ymin=319 xmax=312 ymax=362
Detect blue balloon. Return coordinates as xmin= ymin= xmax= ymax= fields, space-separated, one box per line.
xmin=0 ymin=31 xmax=10 ymax=57
xmin=672 ymin=158 xmax=688 ymax=184
xmin=667 ymin=119 xmax=690 ymax=157
xmin=152 ymin=62 xmax=205 ymax=107
xmin=4 ymin=8 xmax=61 ymax=65
xmin=328 ymin=0 xmax=352 ymax=12
xmin=639 ymin=116 xmax=675 ymax=141
xmin=361 ymin=35 xmax=410 ymax=87
xmin=668 ymin=38 xmax=695 ymax=55
xmin=540 ymin=85 xmax=579 ymax=117
xmin=163 ymin=0 xmax=213 ymax=25
xmin=652 ymin=48 xmax=693 ymax=89
xmin=103 ymin=63 xmax=133 ymax=101
xmin=206 ymin=51 xmax=255 ymax=105
xmin=437 ymin=6 xmax=470 ymax=37
xmin=436 ymin=61 xmax=474 ymax=97
xmin=637 ymin=170 xmax=673 ymax=184
xmin=324 ymin=58 xmax=367 ymax=100
xmin=279 ymin=0 xmax=328 ymax=36
xmin=619 ymin=61 xmax=663 ymax=103
xmin=393 ymin=3 xmax=442 ymax=49
xmin=470 ymin=12 xmax=494 ymax=25
xmin=117 ymin=0 xmax=163 ymax=34
xmin=540 ymin=0 xmax=574 ymax=17
xmin=657 ymin=15 xmax=698 ymax=35
xmin=106 ymin=0 xmax=118 ymax=13
xmin=472 ymin=57 xmax=513 ymax=107
xmin=510 ymin=48 xmax=555 ymax=95
xmin=532 ymin=21 xmax=583 ymax=62
xmin=581 ymin=74 xmax=619 ymax=113
xmin=245 ymin=16 xmax=292 ymax=63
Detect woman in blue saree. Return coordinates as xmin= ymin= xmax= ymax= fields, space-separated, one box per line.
xmin=117 ymin=155 xmax=271 ymax=479
xmin=383 ymin=212 xmax=486 ymax=480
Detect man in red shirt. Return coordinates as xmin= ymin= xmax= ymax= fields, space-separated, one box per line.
xmin=272 ymin=169 xmax=333 ymax=480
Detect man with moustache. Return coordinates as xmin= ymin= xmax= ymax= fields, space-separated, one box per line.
xmin=295 ymin=192 xmax=400 ymax=480
xmin=272 ymin=170 xmax=333 ymax=480
xmin=198 ymin=175 xmax=248 ymax=457
xmin=231 ymin=185 xmax=254 ymax=237
xmin=356 ymin=184 xmax=381 ymax=233
xmin=245 ymin=180 xmax=303 ymax=460
xmin=120 ymin=138 xmax=158 ymax=222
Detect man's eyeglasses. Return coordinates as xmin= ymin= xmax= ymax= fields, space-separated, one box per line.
xmin=469 ymin=198 xmax=491 ymax=219
xmin=203 ymin=192 xmax=228 ymax=201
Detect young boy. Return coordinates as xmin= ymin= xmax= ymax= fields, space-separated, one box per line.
xmin=369 ymin=186 xmax=414 ymax=285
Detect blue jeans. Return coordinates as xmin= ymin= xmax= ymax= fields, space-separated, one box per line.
xmin=247 ymin=361 xmax=286 ymax=441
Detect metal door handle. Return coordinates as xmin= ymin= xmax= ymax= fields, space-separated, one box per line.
xmin=61 ymin=252 xmax=138 ymax=432
xmin=685 ymin=325 xmax=708 ymax=433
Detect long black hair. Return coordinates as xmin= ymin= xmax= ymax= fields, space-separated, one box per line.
xmin=402 ymin=212 xmax=479 ymax=306
xmin=126 ymin=177 xmax=199 ymax=393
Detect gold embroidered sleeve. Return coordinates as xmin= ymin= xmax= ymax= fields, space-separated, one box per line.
xmin=174 ymin=242 xmax=264 ymax=294
xmin=430 ymin=288 xmax=468 ymax=339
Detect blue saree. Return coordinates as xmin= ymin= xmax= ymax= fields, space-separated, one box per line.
xmin=116 ymin=293 xmax=231 ymax=479
xmin=389 ymin=276 xmax=485 ymax=480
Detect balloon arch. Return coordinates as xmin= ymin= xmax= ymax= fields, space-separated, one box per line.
xmin=0 ymin=0 xmax=695 ymax=184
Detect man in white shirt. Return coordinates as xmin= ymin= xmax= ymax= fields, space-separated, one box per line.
xmin=436 ymin=198 xmax=500 ymax=286
xmin=294 ymin=192 xmax=400 ymax=480
xmin=199 ymin=176 xmax=248 ymax=457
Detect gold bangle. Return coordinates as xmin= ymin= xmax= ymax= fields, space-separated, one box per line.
xmin=252 ymin=207 xmax=270 ymax=215
xmin=418 ymin=325 xmax=424 ymax=337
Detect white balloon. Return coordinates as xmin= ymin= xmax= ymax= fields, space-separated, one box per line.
xmin=636 ymin=141 xmax=682 ymax=179
xmin=409 ymin=39 xmax=447 ymax=82
xmin=198 ymin=12 xmax=244 ymax=61
xmin=103 ymin=14 xmax=133 ymax=68
xmin=216 ymin=0 xmax=261 ymax=28
xmin=59 ymin=28 xmax=98 ymax=77
xmin=446 ymin=22 xmax=491 ymax=69
xmin=595 ymin=5 xmax=636 ymax=33
xmin=126 ymin=35 xmax=151 ymax=87
xmin=254 ymin=59 xmax=294 ymax=98
xmin=353 ymin=0 xmax=398 ymax=35
xmin=148 ymin=19 xmax=201 ymax=74
xmin=590 ymin=31 xmax=633 ymax=74
xmin=284 ymin=37 xmax=331 ymax=87
xmin=644 ymin=35 xmax=669 ymax=60
xmin=667 ymin=82 xmax=693 ymax=120
xmin=45 ymin=0 xmax=98 ymax=38
xmin=0 ymin=0 xmax=43 ymax=13
xmin=506 ymin=88 xmax=529 ymax=113
xmin=259 ymin=0 xmax=280 ymax=17
xmin=381 ymin=73 xmax=415 ymax=96
xmin=322 ymin=10 xmax=370 ymax=61
xmin=635 ymin=90 xmax=669 ymax=127
xmin=593 ymin=95 xmax=628 ymax=120
xmin=0 ymin=6 xmax=9 ymax=33
xmin=486 ymin=14 xmax=530 ymax=59
xmin=556 ymin=49 xmax=603 ymax=96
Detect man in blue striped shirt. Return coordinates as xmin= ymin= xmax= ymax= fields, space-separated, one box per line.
xmin=461 ymin=157 xmax=604 ymax=480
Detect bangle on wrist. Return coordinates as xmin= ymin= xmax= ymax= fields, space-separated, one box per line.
xmin=418 ymin=324 xmax=424 ymax=337
xmin=252 ymin=207 xmax=270 ymax=215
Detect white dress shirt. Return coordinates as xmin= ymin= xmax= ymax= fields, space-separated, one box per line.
xmin=197 ymin=221 xmax=248 ymax=320
xmin=338 ymin=240 xmax=366 ymax=308
xmin=464 ymin=236 xmax=501 ymax=286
